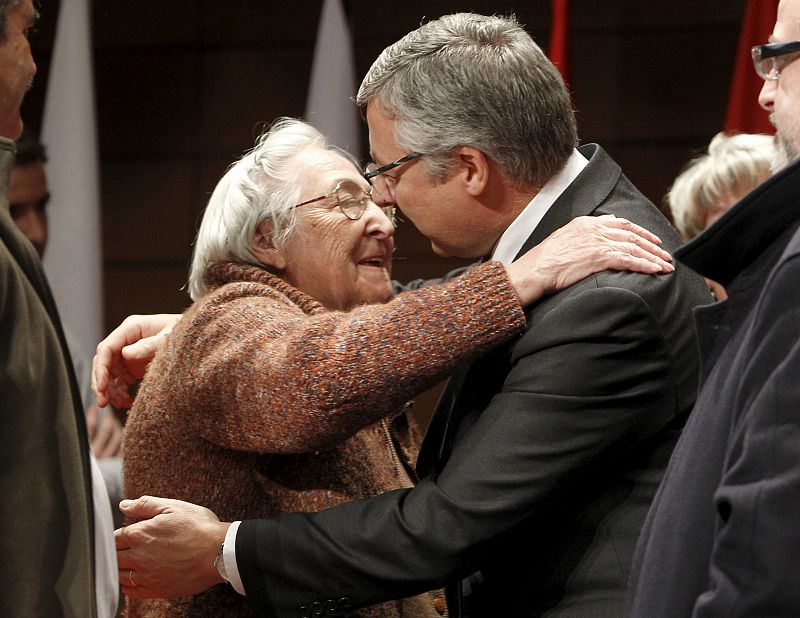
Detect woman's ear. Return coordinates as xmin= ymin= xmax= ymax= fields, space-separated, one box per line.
xmin=252 ymin=221 xmax=287 ymax=271
xmin=454 ymin=146 xmax=490 ymax=197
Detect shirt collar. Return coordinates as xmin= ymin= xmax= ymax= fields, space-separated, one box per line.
xmin=491 ymin=148 xmax=588 ymax=265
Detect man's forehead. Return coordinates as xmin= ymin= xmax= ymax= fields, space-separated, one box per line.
xmin=365 ymin=102 xmax=399 ymax=165
xmin=775 ymin=0 xmax=800 ymax=35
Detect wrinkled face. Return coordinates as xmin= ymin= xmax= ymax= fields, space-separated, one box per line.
xmin=759 ymin=0 xmax=800 ymax=170
xmin=0 ymin=0 xmax=37 ymax=140
xmin=366 ymin=102 xmax=491 ymax=258
xmin=272 ymin=150 xmax=395 ymax=311
xmin=9 ymin=159 xmax=49 ymax=257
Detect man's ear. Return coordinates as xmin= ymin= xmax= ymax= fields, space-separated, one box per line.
xmin=252 ymin=221 xmax=286 ymax=271
xmin=454 ymin=146 xmax=491 ymax=197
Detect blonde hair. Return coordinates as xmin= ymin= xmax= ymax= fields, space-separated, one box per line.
xmin=667 ymin=132 xmax=775 ymax=240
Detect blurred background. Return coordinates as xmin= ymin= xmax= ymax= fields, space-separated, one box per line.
xmin=22 ymin=0 xmax=767 ymax=417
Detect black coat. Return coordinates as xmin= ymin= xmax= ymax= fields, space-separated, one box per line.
xmin=236 ymin=145 xmax=711 ymax=617
xmin=628 ymin=159 xmax=800 ymax=617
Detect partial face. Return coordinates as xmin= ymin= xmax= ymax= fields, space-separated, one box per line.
xmin=759 ymin=0 xmax=800 ymax=169
xmin=270 ymin=150 xmax=395 ymax=311
xmin=366 ymin=102 xmax=490 ymax=258
xmin=9 ymin=160 xmax=49 ymax=257
xmin=0 ymin=0 xmax=37 ymax=140
xmin=703 ymin=179 xmax=768 ymax=230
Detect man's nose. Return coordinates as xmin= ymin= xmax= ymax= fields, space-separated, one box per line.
xmin=758 ymin=78 xmax=777 ymax=112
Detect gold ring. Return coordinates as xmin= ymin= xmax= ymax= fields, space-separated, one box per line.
xmin=129 ymin=569 xmax=137 ymax=587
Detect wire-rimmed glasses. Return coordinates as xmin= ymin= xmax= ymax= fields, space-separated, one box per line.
xmin=362 ymin=152 xmax=422 ymax=202
xmin=293 ymin=179 xmax=396 ymax=225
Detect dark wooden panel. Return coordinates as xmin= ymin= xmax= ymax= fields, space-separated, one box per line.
xmin=103 ymin=264 xmax=191 ymax=333
xmin=102 ymin=160 xmax=196 ymax=262
xmin=96 ymin=50 xmax=201 ymax=157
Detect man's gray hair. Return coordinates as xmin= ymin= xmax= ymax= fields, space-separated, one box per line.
xmin=0 ymin=0 xmax=21 ymax=41
xmin=188 ymin=118 xmax=341 ymax=301
xmin=357 ymin=13 xmax=577 ymax=189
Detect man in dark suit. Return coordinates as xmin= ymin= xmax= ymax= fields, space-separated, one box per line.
xmin=0 ymin=0 xmax=112 ymax=615
xmin=112 ymin=13 xmax=709 ymax=617
xmin=628 ymin=0 xmax=800 ymax=614
xmin=0 ymin=0 xmax=97 ymax=616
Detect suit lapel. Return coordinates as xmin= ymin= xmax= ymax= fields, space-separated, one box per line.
xmin=0 ymin=210 xmax=58 ymax=309
xmin=417 ymin=144 xmax=621 ymax=477
xmin=0 ymin=148 xmax=94 ymax=525
xmin=515 ymin=144 xmax=621 ymax=258
xmin=0 ymin=139 xmax=61 ymax=319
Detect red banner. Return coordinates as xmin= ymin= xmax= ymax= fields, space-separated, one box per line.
xmin=549 ymin=0 xmax=570 ymax=86
xmin=724 ymin=0 xmax=779 ymax=135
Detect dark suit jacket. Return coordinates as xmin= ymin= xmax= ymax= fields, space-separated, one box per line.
xmin=236 ymin=144 xmax=711 ymax=617
xmin=628 ymin=159 xmax=800 ymax=617
xmin=0 ymin=138 xmax=97 ymax=616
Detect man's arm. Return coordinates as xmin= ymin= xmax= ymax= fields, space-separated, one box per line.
xmin=237 ymin=280 xmax=684 ymax=615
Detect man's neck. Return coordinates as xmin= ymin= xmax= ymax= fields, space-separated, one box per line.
xmin=491 ymin=149 xmax=589 ymax=264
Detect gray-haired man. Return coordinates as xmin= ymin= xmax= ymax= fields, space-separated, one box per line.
xmin=0 ymin=1 xmax=116 ymax=615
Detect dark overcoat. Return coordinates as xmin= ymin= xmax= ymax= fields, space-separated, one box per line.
xmin=629 ymin=158 xmax=800 ymax=617
xmin=0 ymin=138 xmax=96 ymax=617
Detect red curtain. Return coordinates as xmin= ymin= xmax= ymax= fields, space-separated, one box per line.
xmin=549 ymin=0 xmax=570 ymax=86
xmin=724 ymin=0 xmax=779 ymax=135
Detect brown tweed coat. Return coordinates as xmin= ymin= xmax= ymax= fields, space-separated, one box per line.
xmin=123 ymin=260 xmax=524 ymax=617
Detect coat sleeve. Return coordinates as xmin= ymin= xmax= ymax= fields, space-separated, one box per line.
xmin=185 ymin=261 xmax=524 ymax=453
xmin=235 ymin=282 xmax=682 ymax=616
xmin=693 ymin=256 xmax=800 ymax=617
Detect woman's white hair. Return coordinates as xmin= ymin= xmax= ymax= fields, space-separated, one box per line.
xmin=188 ymin=117 xmax=345 ymax=300
xmin=667 ymin=132 xmax=775 ymax=240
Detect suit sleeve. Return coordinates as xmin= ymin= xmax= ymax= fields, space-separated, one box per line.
xmin=236 ymin=283 xmax=682 ymax=616
xmin=693 ymin=257 xmax=800 ymax=617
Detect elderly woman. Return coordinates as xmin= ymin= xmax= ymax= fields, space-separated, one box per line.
xmin=666 ymin=132 xmax=775 ymax=300
xmin=119 ymin=118 xmax=670 ymax=617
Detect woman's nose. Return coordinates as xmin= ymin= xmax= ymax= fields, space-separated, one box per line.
xmin=363 ymin=201 xmax=395 ymax=237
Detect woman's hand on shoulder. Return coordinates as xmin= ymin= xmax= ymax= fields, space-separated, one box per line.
xmin=506 ymin=214 xmax=674 ymax=305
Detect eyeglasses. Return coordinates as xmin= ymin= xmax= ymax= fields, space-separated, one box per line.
xmin=294 ymin=179 xmax=396 ymax=225
xmin=363 ymin=152 xmax=422 ymax=202
xmin=752 ymin=41 xmax=800 ymax=81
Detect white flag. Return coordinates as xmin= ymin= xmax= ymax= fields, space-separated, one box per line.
xmin=304 ymin=0 xmax=361 ymax=154
xmin=41 ymin=0 xmax=103 ymax=364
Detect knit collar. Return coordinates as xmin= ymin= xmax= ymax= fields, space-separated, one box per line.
xmin=204 ymin=261 xmax=326 ymax=315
